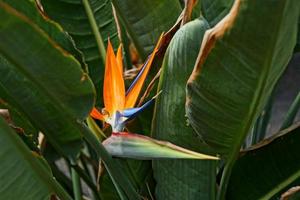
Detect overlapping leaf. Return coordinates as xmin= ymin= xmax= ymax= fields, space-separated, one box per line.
xmin=228 ymin=123 xmax=300 ymax=199
xmin=201 ymin=0 xmax=233 ymax=26
xmin=41 ymin=0 xmax=119 ymax=104
xmin=0 ymin=2 xmax=95 ymax=157
xmin=112 ymin=0 xmax=182 ymax=59
xmin=186 ymin=0 xmax=300 ymax=159
xmin=152 ymin=18 xmax=217 ymax=200
xmin=186 ymin=1 xmax=300 ymax=198
xmin=0 ymin=117 xmax=72 ymax=200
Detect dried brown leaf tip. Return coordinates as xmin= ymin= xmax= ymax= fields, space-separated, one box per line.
xmin=189 ymin=0 xmax=242 ymax=82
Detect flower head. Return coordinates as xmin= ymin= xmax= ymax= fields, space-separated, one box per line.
xmin=91 ymin=37 xmax=162 ymax=132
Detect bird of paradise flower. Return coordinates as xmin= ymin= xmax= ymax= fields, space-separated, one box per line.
xmin=90 ymin=37 xmax=161 ymax=132
xmin=89 ymin=36 xmax=218 ymax=160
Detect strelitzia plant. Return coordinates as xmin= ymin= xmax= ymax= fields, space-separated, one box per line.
xmin=89 ymin=36 xmax=218 ymax=160
xmin=90 ymin=37 xmax=161 ymax=133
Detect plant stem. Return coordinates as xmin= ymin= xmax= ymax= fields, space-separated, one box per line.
xmin=73 ymin=164 xmax=102 ymax=200
xmin=87 ymin=116 xmax=107 ymax=141
xmin=81 ymin=124 xmax=139 ymax=200
xmin=82 ymin=0 xmax=106 ymax=62
xmin=217 ymin=158 xmax=235 ymax=200
xmin=52 ymin=180 xmax=74 ymax=200
xmin=71 ymin=163 xmax=82 ymax=200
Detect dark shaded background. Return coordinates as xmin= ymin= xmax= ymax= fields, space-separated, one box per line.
xmin=268 ymin=53 xmax=300 ymax=135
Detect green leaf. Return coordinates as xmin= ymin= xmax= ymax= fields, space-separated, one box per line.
xmin=112 ymin=0 xmax=182 ymax=59
xmin=0 ymin=2 xmax=95 ymax=158
xmin=227 ymin=123 xmax=300 ymax=200
xmin=0 ymin=101 xmax=38 ymax=147
xmin=103 ymin=132 xmax=218 ymax=160
xmin=186 ymin=0 xmax=299 ymax=158
xmin=41 ymin=0 xmax=119 ymax=104
xmin=3 ymin=0 xmax=86 ymax=70
xmin=0 ymin=117 xmax=72 ymax=200
xmin=185 ymin=0 xmax=300 ymax=198
xmin=152 ymin=18 xmax=217 ymax=200
xmin=201 ymin=0 xmax=233 ymax=26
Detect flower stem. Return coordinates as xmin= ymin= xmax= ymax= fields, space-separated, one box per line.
xmin=82 ymin=0 xmax=106 ymax=62
xmin=71 ymin=162 xmax=82 ymax=200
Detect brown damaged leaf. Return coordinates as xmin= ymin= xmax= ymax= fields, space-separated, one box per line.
xmin=188 ymin=0 xmax=241 ymax=82
xmin=181 ymin=0 xmax=198 ymax=26
xmin=0 ymin=109 xmax=11 ymax=123
xmin=281 ymin=186 xmax=300 ymax=200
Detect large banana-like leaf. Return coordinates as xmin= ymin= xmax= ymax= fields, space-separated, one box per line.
xmin=186 ymin=0 xmax=299 ymax=158
xmin=0 ymin=2 xmax=95 ymax=157
xmin=41 ymin=0 xmax=119 ymax=103
xmin=112 ymin=0 xmax=182 ymax=59
xmin=228 ymin=123 xmax=300 ymax=199
xmin=3 ymin=0 xmax=85 ymax=69
xmin=152 ymin=18 xmax=217 ymax=200
xmin=185 ymin=0 xmax=300 ymax=198
xmin=0 ymin=117 xmax=72 ymax=200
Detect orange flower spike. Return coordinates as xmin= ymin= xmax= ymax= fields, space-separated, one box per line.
xmin=116 ymin=44 xmax=123 ymax=74
xmin=124 ymin=35 xmax=163 ymax=109
xmin=103 ymin=40 xmax=125 ymax=115
xmin=90 ymin=108 xmax=105 ymax=121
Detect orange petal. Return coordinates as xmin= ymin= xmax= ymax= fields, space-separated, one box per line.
xmin=90 ymin=108 xmax=105 ymax=121
xmin=116 ymin=44 xmax=123 ymax=74
xmin=125 ymin=35 xmax=163 ymax=109
xmin=103 ymin=40 xmax=125 ymax=114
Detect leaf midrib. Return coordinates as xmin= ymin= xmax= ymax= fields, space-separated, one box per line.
xmin=227 ymin=0 xmax=288 ymax=163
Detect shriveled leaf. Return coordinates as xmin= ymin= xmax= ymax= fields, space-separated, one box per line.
xmin=112 ymin=0 xmax=182 ymax=58
xmin=0 ymin=2 xmax=95 ymax=157
xmin=0 ymin=117 xmax=71 ymax=200
xmin=228 ymin=123 xmax=300 ymax=199
xmin=152 ymin=18 xmax=217 ymax=200
xmin=103 ymin=133 xmax=218 ymax=160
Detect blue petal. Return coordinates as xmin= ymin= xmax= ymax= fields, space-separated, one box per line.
xmin=125 ymin=55 xmax=151 ymax=95
xmin=121 ymin=98 xmax=155 ymax=120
